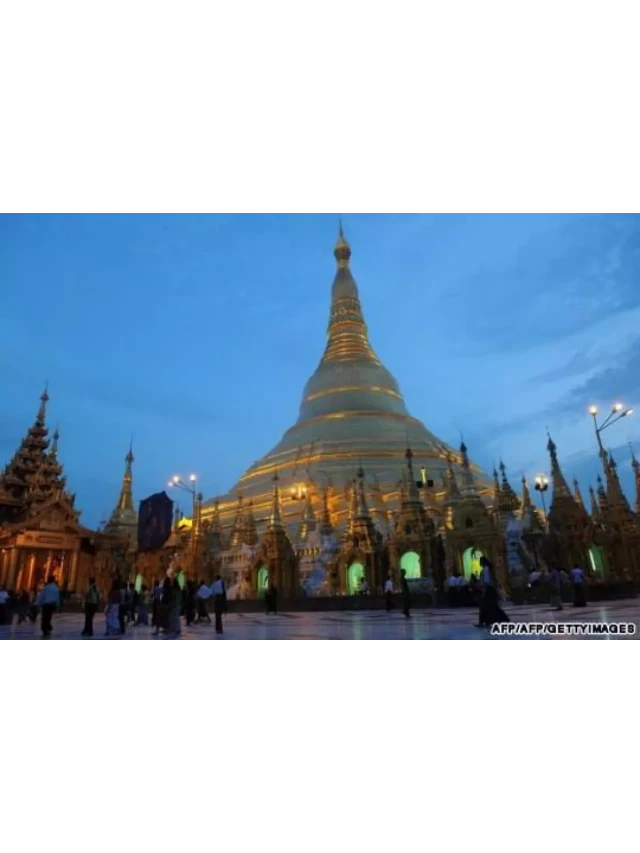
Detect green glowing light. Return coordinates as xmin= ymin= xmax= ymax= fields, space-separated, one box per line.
xmin=400 ymin=550 xmax=421 ymax=579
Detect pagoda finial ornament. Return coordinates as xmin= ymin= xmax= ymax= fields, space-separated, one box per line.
xmin=546 ymin=432 xmax=572 ymax=498
xmin=334 ymin=220 xmax=351 ymax=268
xmin=36 ymin=382 xmax=49 ymax=426
xmin=573 ymin=478 xmax=586 ymax=511
xmin=267 ymin=471 xmax=285 ymax=531
xmin=105 ymin=441 xmax=137 ymax=536
xmin=589 ymin=484 xmax=602 ymax=521
xmin=459 ymin=441 xmax=476 ymax=497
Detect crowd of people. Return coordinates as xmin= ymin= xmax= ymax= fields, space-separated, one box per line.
xmin=0 ymin=573 xmax=229 ymax=639
xmin=0 ymin=559 xmax=591 ymax=638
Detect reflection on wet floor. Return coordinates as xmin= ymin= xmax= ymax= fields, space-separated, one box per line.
xmin=1 ymin=600 xmax=639 ymax=640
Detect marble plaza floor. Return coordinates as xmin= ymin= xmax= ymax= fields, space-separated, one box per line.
xmin=1 ymin=598 xmax=639 ymax=639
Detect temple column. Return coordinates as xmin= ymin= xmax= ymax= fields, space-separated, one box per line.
xmin=25 ymin=553 xmax=36 ymax=591
xmin=0 ymin=551 xmax=7 ymax=586
xmin=7 ymin=549 xmax=19 ymax=589
xmin=69 ymin=548 xmax=80 ymax=591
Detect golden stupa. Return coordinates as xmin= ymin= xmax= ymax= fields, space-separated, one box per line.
xmin=203 ymin=226 xmax=490 ymax=534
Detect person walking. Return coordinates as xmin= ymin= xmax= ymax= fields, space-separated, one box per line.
xmin=82 ymin=578 xmax=100 ymax=637
xmin=37 ymin=577 xmax=60 ymax=638
xmin=168 ymin=576 xmax=182 ymax=637
xmin=401 ymin=569 xmax=411 ymax=618
xmin=475 ymin=557 xmax=509 ymax=628
xmin=212 ymin=575 xmax=225 ymax=635
xmin=571 ymin=565 xmax=586 ymax=607
xmin=135 ymin=585 xmax=150 ymax=625
xmin=17 ymin=590 xmax=30 ymax=624
xmin=151 ymin=580 xmax=162 ymax=631
xmin=196 ymin=580 xmax=212 ymax=623
xmin=105 ymin=582 xmax=122 ymax=637
xmin=184 ymin=580 xmax=197 ymax=627
xmin=549 ymin=567 xmax=564 ymax=611
xmin=266 ymin=582 xmax=278 ymax=615
xmin=384 ymin=575 xmax=393 ymax=612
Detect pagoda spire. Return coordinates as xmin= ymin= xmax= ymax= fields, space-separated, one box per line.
xmin=322 ymin=224 xmax=382 ymax=366
xmin=445 ymin=455 xmax=461 ymax=502
xmin=498 ymin=460 xmax=520 ymax=514
xmin=319 ymin=486 xmax=334 ymax=536
xmin=546 ymin=433 xmax=572 ymax=498
xmin=355 ymin=465 xmax=371 ymax=519
xmin=603 ymin=449 xmax=632 ymax=514
xmin=117 ymin=442 xmax=135 ymax=513
xmin=245 ymin=499 xmax=258 ymax=544
xmin=459 ymin=441 xmax=476 ymax=497
xmin=297 ymin=491 xmax=318 ymax=542
xmin=573 ymin=478 xmax=586 ymax=512
xmin=267 ymin=472 xmax=285 ymax=531
xmin=36 ymin=383 xmax=49 ymax=426
xmin=105 ymin=441 xmax=137 ymax=535
xmin=228 ymin=495 xmax=247 ymax=547
xmin=404 ymin=447 xmax=421 ymax=503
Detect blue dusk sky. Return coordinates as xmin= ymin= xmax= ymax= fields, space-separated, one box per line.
xmin=1 ymin=213 xmax=639 ymax=527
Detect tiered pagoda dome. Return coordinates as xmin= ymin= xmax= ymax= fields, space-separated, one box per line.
xmin=203 ymin=227 xmax=491 ymax=534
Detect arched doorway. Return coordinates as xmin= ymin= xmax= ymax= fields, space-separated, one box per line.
xmin=400 ymin=551 xmax=421 ymax=579
xmin=347 ymin=562 xmax=364 ymax=595
xmin=588 ymin=546 xmax=605 ymax=577
xmin=462 ymin=547 xmax=484 ymax=579
xmin=257 ymin=565 xmax=269 ymax=597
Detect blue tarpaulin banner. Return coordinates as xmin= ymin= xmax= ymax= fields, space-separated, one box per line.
xmin=138 ymin=491 xmax=173 ymax=552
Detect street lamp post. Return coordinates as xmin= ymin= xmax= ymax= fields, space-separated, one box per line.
xmin=534 ymin=474 xmax=549 ymax=527
xmin=168 ymin=474 xmax=201 ymax=579
xmin=588 ymin=403 xmax=633 ymax=456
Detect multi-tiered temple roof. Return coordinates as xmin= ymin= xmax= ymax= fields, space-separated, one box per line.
xmin=203 ymin=227 xmax=491 ymax=535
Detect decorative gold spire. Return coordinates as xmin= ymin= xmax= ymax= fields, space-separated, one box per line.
xmin=334 ymin=220 xmax=351 ymax=269
xmin=355 ymin=465 xmax=371 ymax=519
xmin=498 ymin=460 xmax=520 ymax=514
xmin=36 ymin=382 xmax=49 ymax=426
xmin=105 ymin=441 xmax=137 ymax=535
xmin=229 ymin=494 xmax=247 ymax=547
xmin=267 ymin=472 xmax=285 ymax=530
xmin=319 ymin=486 xmax=334 ymax=536
xmin=589 ymin=484 xmax=601 ymax=521
xmin=573 ymin=478 xmax=586 ymax=511
xmin=603 ymin=449 xmax=633 ymax=515
xmin=297 ymin=491 xmax=317 ymax=542
xmin=521 ymin=475 xmax=533 ymax=511
xmin=445 ymin=455 xmax=461 ymax=502
xmin=404 ymin=447 xmax=421 ymax=503
xmin=546 ymin=433 xmax=572 ymax=498
xmin=458 ymin=441 xmax=476 ymax=497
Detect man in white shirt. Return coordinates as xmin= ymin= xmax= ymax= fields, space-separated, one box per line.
xmin=196 ymin=580 xmax=212 ymax=623
xmin=37 ymin=577 xmax=60 ymax=638
xmin=211 ymin=576 xmax=225 ymax=634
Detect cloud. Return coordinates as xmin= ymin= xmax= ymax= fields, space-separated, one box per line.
xmin=446 ymin=214 xmax=640 ymax=354
xmin=554 ymin=339 xmax=640 ymax=416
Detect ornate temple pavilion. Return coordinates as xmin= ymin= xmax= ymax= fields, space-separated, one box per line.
xmin=202 ymin=227 xmax=492 ymax=538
